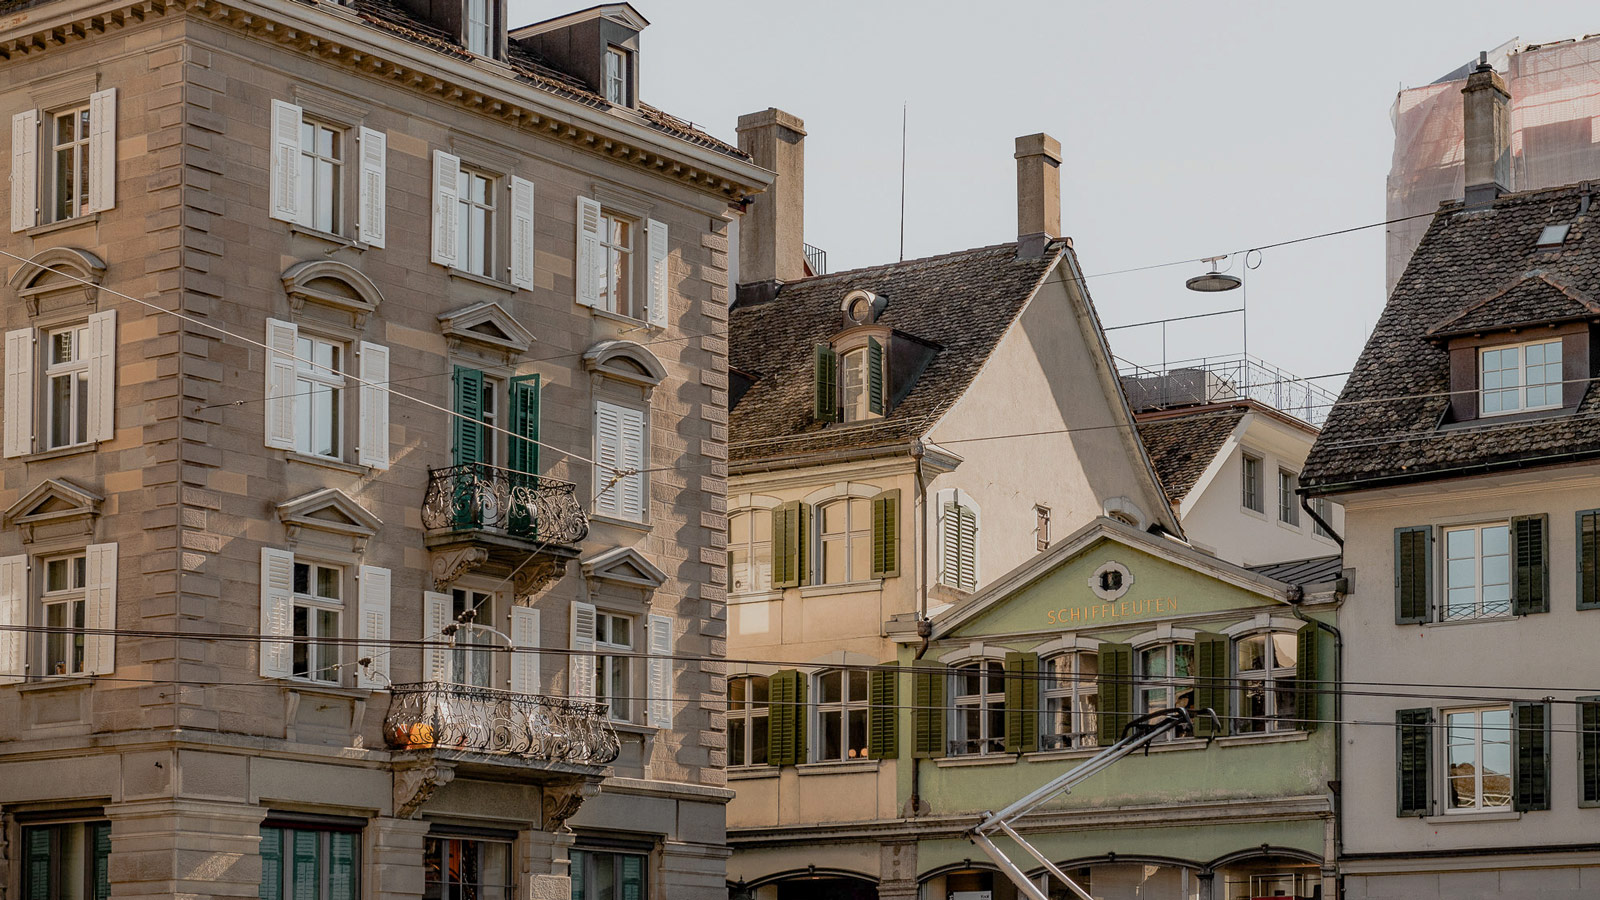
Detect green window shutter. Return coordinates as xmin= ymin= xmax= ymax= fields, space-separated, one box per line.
xmin=771 ymin=502 xmax=809 ymax=589
xmin=1396 ymin=708 xmax=1433 ymax=817
xmin=1579 ymin=511 xmax=1600 ymax=610
xmin=867 ymin=336 xmax=885 ymax=415
xmin=570 ymin=850 xmax=587 ymax=900
xmin=912 ymin=665 xmax=948 ymax=758
xmin=766 ymin=669 xmax=806 ymax=766
xmin=1580 ymin=698 xmax=1600 ymax=806
xmin=26 ymin=828 xmax=51 ymax=900
xmin=1513 ymin=700 xmax=1551 ymax=811
xmin=868 ymin=662 xmax=899 ymax=760
xmin=451 ymin=365 xmax=485 ymax=466
xmin=1003 ymin=651 xmax=1040 ymax=753
xmin=1294 ymin=623 xmax=1321 ymax=733
xmin=507 ymin=373 xmax=540 ymax=475
xmin=259 ymin=827 xmax=283 ymax=900
xmin=619 ymin=854 xmax=644 ymax=900
xmin=1511 ymin=514 xmax=1549 ymax=615
xmin=871 ymin=489 xmax=900 ymax=578
xmin=1193 ymin=633 xmax=1229 ymax=737
xmin=327 ymin=832 xmax=356 ymax=900
xmin=813 ymin=344 xmax=839 ymax=422
xmin=1096 ymin=643 xmax=1133 ymax=746
xmin=1394 ymin=526 xmax=1433 ymax=624
xmin=92 ymin=823 xmax=111 ymax=900
xmin=291 ymin=830 xmax=320 ymax=900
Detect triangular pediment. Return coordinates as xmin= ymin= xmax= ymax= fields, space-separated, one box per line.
xmin=1427 ymin=273 xmax=1600 ymax=338
xmin=581 ymin=546 xmax=667 ymax=589
xmin=277 ymin=488 xmax=382 ymax=538
xmin=439 ymin=302 xmax=536 ymax=355
xmin=3 ymin=478 xmax=102 ymax=528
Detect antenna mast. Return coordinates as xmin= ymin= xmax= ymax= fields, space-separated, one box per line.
xmin=899 ymin=102 xmax=907 ymax=262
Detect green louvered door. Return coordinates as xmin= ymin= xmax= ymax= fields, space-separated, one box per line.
xmin=1295 ymin=623 xmax=1320 ymax=733
xmin=1396 ymin=708 xmax=1433 ymax=816
xmin=912 ymin=665 xmax=947 ymax=758
xmin=867 ymin=336 xmax=885 ymax=415
xmin=814 ymin=345 xmax=838 ymax=422
xmin=1514 ymin=700 xmax=1551 ymax=811
xmin=1581 ymin=698 xmax=1600 ymax=805
xmin=767 ymin=669 xmax=807 ymax=766
xmin=1579 ymin=510 xmax=1600 ymax=610
xmin=871 ymin=490 xmax=900 ymax=578
xmin=1395 ymin=526 xmax=1433 ymax=623
xmin=771 ymin=502 xmax=809 ymax=588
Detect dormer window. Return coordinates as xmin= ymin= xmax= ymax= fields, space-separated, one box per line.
xmin=1480 ymin=338 xmax=1563 ymax=415
xmin=814 ymin=336 xmax=886 ymax=424
xmin=465 ymin=0 xmax=491 ymax=55
xmin=604 ymin=46 xmax=632 ymax=106
xmin=840 ymin=347 xmax=875 ymax=422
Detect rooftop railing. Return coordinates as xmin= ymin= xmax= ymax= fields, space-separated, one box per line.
xmin=1116 ymin=354 xmax=1339 ymax=426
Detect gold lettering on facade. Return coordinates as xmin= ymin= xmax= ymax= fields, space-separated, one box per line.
xmin=1044 ymin=597 xmax=1178 ymax=627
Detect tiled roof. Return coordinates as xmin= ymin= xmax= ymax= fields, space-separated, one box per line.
xmin=1428 ymin=273 xmax=1600 ymax=336
xmin=728 ymin=244 xmax=1063 ymax=464
xmin=1302 ymin=184 xmax=1600 ymax=489
xmin=1248 ymin=554 xmax=1344 ymax=585
xmin=1134 ymin=406 xmax=1246 ymax=501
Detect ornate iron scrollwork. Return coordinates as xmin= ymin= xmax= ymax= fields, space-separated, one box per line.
xmin=421 ymin=464 xmax=589 ymax=545
xmin=384 ymin=682 xmax=621 ymax=766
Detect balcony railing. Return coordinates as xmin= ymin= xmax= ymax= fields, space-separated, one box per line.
xmin=804 ymin=242 xmax=827 ymax=276
xmin=421 ymin=464 xmax=588 ymax=545
xmin=385 ymin=682 xmax=621 ymax=765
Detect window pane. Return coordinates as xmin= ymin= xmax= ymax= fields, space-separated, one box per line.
xmin=822 ymin=709 xmax=841 ymax=760
xmin=848 ymin=670 xmax=868 ymax=703
xmin=729 ymin=717 xmax=746 ymax=766
xmin=847 ymin=708 xmax=868 ymax=759
xmin=751 ymin=676 xmax=768 ymax=707
xmin=728 ymin=676 xmax=746 ymax=710
xmin=1237 ymin=636 xmax=1265 ymax=673
xmin=1271 ymin=632 xmax=1297 ymax=669
xmin=750 ymin=714 xmax=769 ymax=765
xmin=317 ymin=566 xmax=340 ymax=601
xmin=820 ymin=671 xmax=841 ymax=704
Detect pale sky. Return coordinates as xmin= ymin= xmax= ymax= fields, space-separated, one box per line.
xmin=516 ymin=1 xmax=1600 ymax=394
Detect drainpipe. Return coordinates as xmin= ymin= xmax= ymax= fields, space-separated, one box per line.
xmin=910 ymin=441 xmax=932 ymax=818
xmin=1300 ymin=495 xmax=1343 ymax=548
xmin=1285 ymin=583 xmax=1344 ymax=892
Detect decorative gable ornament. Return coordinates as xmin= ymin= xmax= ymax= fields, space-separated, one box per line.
xmin=438 ymin=300 xmax=536 ymax=362
xmin=840 ymin=288 xmax=887 ymax=326
xmin=581 ymin=546 xmax=667 ymax=590
xmin=3 ymin=478 xmax=102 ymax=540
xmin=1088 ymin=560 xmax=1133 ymax=602
xmin=277 ymin=488 xmax=383 ymax=552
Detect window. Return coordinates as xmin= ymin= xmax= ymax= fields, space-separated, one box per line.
xmin=728 ymin=674 xmax=769 ymax=767
xmin=1035 ymin=505 xmax=1051 ymax=552
xmin=593 ymin=400 xmax=647 ymax=522
xmin=450 ymin=588 xmax=495 ymax=687
xmin=294 ymin=334 xmax=345 ymax=460
xmin=455 ymin=166 xmax=496 ymax=278
xmin=604 ymin=47 xmax=631 ymax=106
xmin=1242 ymin=453 xmax=1263 ymax=512
xmin=1234 ymin=632 xmax=1297 ymax=733
xmin=292 ymin=561 xmax=342 ymax=683
xmin=938 ymin=491 xmax=980 ymax=592
xmin=44 ymin=324 xmax=89 ymax=449
xmin=594 ymin=611 xmax=633 ymax=721
xmin=49 ymin=105 xmax=91 ymax=223
xmin=1138 ymin=642 xmax=1195 ymax=736
xmin=819 ymin=497 xmax=872 ymax=584
xmin=259 ymin=823 xmax=359 ymax=900
xmin=424 ymin=835 xmax=510 ymax=900
xmin=815 ymin=668 xmax=869 ymax=762
xmin=12 ymin=90 xmax=115 ymax=232
xmin=264 ymin=319 xmax=389 ymax=470
xmin=21 ymin=820 xmax=110 ymax=900
xmin=570 ymin=849 xmax=646 ymax=900
xmin=1445 ymin=706 xmax=1512 ymax=811
xmin=1042 ymin=652 xmax=1098 ymax=750
xmin=1481 ymin=339 xmax=1563 ymax=415
xmin=840 ymin=348 xmax=872 ymax=422
xmin=41 ymin=553 xmax=87 ymax=676
xmin=296 ymin=119 xmax=342 ymax=235
xmin=727 ymin=510 xmax=773 ymax=594
xmin=269 ymin=102 xmax=385 ymax=244
xmin=463 ymin=0 xmax=490 ymax=55
xmin=1277 ymin=469 xmax=1299 ymax=525
xmin=597 ymin=210 xmax=636 ymax=318
xmin=1311 ymin=496 xmax=1335 ymax=539
xmin=950 ymin=660 xmax=1005 ymax=756
xmin=1443 ymin=523 xmax=1511 ymax=621
xmin=4 ymin=313 xmax=115 ymax=456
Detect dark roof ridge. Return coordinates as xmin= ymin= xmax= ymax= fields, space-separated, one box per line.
xmin=769 ymin=240 xmax=1049 ymax=290
xmin=1426 ymin=271 xmax=1600 ymax=336
xmin=1435 ymin=180 xmax=1597 ymax=216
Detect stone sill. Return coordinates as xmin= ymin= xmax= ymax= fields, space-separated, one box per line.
xmin=1424 ymin=809 xmax=1521 ymax=825
xmin=934 ymin=754 xmax=1014 ymax=769
xmin=448 ymin=267 xmax=518 ymax=294
xmin=588 ymin=306 xmax=657 ymax=331
xmin=797 ymin=580 xmax=881 ymax=599
xmin=20 ymin=442 xmax=98 ymax=463
xmin=589 ymin=513 xmax=652 ymax=533
xmin=728 ymin=590 xmax=784 ymax=606
xmin=795 ymin=760 xmax=879 ymax=776
xmin=290 ymin=223 xmax=368 ymax=252
xmin=287 ymin=451 xmax=370 ymax=476
xmin=728 ymin=767 xmax=779 ymax=781
xmin=26 ymin=214 xmax=98 ymax=238
xmin=15 ymin=675 xmax=95 ymax=693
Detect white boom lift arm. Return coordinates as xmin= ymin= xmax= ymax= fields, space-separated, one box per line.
xmin=965 ymin=706 xmax=1222 ymax=900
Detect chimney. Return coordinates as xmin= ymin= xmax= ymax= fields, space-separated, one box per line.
xmin=1015 ymin=132 xmax=1061 ymax=258
xmin=736 ymin=108 xmax=807 ymax=286
xmin=1462 ymin=51 xmax=1511 ymax=208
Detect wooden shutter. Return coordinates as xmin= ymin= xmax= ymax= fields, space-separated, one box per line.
xmin=86 ymin=310 xmax=115 ymax=443
xmin=4 ymin=328 xmax=33 ymax=457
xmin=813 ymin=344 xmax=838 ymax=422
xmin=509 ymin=175 xmax=535 ymax=289
xmin=646 ymin=613 xmax=673 ymax=728
xmin=1003 ymin=651 xmax=1040 ymax=754
xmin=264 ymin=319 xmax=298 ymax=451
xmin=568 ymin=601 xmax=596 ymax=701
xmin=91 ymin=823 xmax=110 ymax=900
xmin=84 ymin=542 xmax=117 ymax=676
xmin=268 ymin=99 xmax=302 ymax=224
xmin=1096 ymin=642 xmax=1133 ymax=746
xmin=592 ymin=400 xmax=622 ymax=518
xmin=870 ymin=489 xmax=900 ymax=578
xmin=259 ymin=548 xmax=295 ymax=679
xmin=451 ymin=366 xmax=484 ymax=466
xmin=575 ymin=196 xmax=602 ymax=307
xmin=1513 ymin=700 xmax=1551 ymax=811
xmin=1394 ymin=526 xmax=1432 ymax=624
xmin=867 ymin=336 xmax=885 ymax=415
xmin=1580 ymin=698 xmax=1600 ymax=806
xmin=357 ymin=127 xmax=386 ymax=248
xmin=1193 ymin=632 xmax=1229 ymax=737
xmin=355 ymin=565 xmax=391 ymax=689
xmin=357 ymin=342 xmax=390 ymax=470
xmin=868 ymin=662 xmax=899 ymax=760
xmin=507 ymin=374 xmax=540 ymax=475
xmin=430 ymin=149 xmax=461 ymax=267
xmin=509 ymin=605 xmax=540 ymax=695
xmin=0 ymin=555 xmax=26 ymax=683
xmin=942 ymin=498 xmax=979 ymax=592
xmin=1511 ymin=514 xmax=1549 ymax=615
xmin=911 ymin=664 xmax=947 ymax=758
xmin=26 ymin=828 xmax=51 ymax=900
xmin=1295 ymin=623 xmax=1320 ymax=733
xmin=766 ymin=668 xmax=806 ymax=766
xmin=646 ymin=217 xmax=669 ymax=329
xmin=617 ymin=405 xmax=647 ymax=521
xmin=1396 ymin=708 xmax=1433 ymax=816
xmin=11 ymin=109 xmax=37 ymax=232
xmin=1579 ymin=510 xmax=1600 ymax=610
xmin=771 ymin=501 xmax=808 ymax=589
xmin=422 ymin=591 xmax=452 ymax=683
xmin=87 ymin=88 xmax=116 ymax=213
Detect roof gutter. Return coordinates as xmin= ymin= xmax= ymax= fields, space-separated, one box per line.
xmin=728 ymin=439 xmax=961 ymax=477
xmin=1302 ymin=446 xmax=1600 ymax=498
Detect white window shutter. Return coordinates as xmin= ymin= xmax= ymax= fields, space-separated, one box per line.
xmin=569 ymin=601 xmax=596 ymax=701
xmin=259 ymin=547 xmax=295 ymax=679
xmin=593 ymin=401 xmax=622 ymax=518
xmin=646 ymin=217 xmax=669 ymax=329
xmin=4 ymin=328 xmax=33 ymax=458
xmin=619 ymin=406 xmax=647 ymax=521
xmin=646 ymin=613 xmax=673 ymax=729
xmin=423 ymin=591 xmax=452 ymax=683
xmin=264 ymin=318 xmax=298 ymax=451
xmin=575 ymin=196 xmax=602 ymax=307
xmin=356 ymin=565 xmax=391 ymax=689
xmin=958 ymin=501 xmax=980 ymax=591
xmin=11 ymin=109 xmax=37 ymax=232
xmin=357 ymin=127 xmax=387 ymax=248
xmin=431 ymin=150 xmax=461 ymax=268
xmin=0 ymin=554 xmax=25 ymax=684
xmin=86 ymin=309 xmax=115 ymax=443
xmin=87 ymin=88 xmax=116 ymax=213
xmin=509 ymin=605 xmax=540 ymax=695
xmin=357 ymin=341 xmax=390 ymax=470
xmin=509 ymin=176 xmax=536 ymax=290
xmin=269 ymin=99 xmax=302 ymax=224
xmin=84 ymin=542 xmax=117 ymax=675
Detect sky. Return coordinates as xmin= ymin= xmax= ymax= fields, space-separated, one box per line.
xmin=516 ymin=1 xmax=1600 ymax=395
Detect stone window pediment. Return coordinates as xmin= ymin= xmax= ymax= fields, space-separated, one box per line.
xmin=581 ymin=546 xmax=666 ymax=590
xmin=277 ymin=488 xmax=382 ymax=552
xmin=438 ymin=301 xmax=535 ymax=361
xmin=9 ymin=247 xmax=106 ymax=316
xmin=583 ymin=339 xmax=666 ymax=388
xmin=281 ymin=260 xmax=384 ymax=329
xmin=3 ymin=478 xmax=101 ymax=539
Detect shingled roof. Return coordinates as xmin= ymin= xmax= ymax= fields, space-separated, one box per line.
xmin=1135 ymin=406 xmax=1247 ymax=502
xmin=728 ymin=243 xmax=1063 ymax=464
xmin=1302 ymin=184 xmax=1600 ymax=490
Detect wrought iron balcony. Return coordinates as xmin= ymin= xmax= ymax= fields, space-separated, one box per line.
xmin=385 ymin=682 xmax=620 ymax=766
xmin=421 ymin=464 xmax=588 ymax=546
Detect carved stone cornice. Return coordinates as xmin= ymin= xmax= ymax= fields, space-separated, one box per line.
xmin=542 ymin=778 xmax=599 ymax=832
xmin=393 ymin=761 xmax=455 ymax=819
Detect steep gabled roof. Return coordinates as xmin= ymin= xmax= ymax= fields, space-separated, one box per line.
xmin=1135 ymin=406 xmax=1247 ymax=502
xmin=1426 ymin=273 xmax=1600 ymax=337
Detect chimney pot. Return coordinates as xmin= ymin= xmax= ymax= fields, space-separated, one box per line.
xmin=1015 ymin=132 xmax=1062 ymax=257
xmin=1462 ymin=52 xmax=1511 ymax=208
xmin=737 ymin=108 xmax=807 ymax=284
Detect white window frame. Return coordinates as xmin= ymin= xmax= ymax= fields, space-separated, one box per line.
xmin=291 ymin=559 xmax=343 ymax=684
xmin=42 ymin=322 xmax=90 ymax=450
xmin=1233 ymin=631 xmax=1298 ymax=734
xmin=949 ymin=659 xmax=1006 ymax=757
xmin=456 ymin=165 xmax=497 ymax=278
xmin=1041 ymin=651 xmax=1098 ymax=751
xmin=840 ymin=347 xmax=871 ymax=423
xmin=449 ymin=587 xmax=497 ymax=688
xmin=1480 ymin=338 xmax=1564 ymax=417
xmin=39 ymin=552 xmax=87 ymax=677
xmin=464 ymin=0 xmax=491 ymax=56
xmin=1442 ymin=522 xmax=1512 ymax=622
xmin=812 ymin=667 xmax=870 ymax=763
xmin=293 ymin=332 xmax=346 ymax=461
xmin=1311 ymin=496 xmax=1335 ymax=540
xmin=1137 ymin=641 xmax=1196 ymax=739
xmin=728 ymin=673 xmax=769 ymax=767
xmin=817 ymin=496 xmax=872 ymax=585
xmin=1443 ymin=705 xmax=1513 ymax=812
xmin=297 ymin=117 xmax=344 ymax=236
xmin=46 ymin=103 xmax=91 ymax=224
xmin=1241 ymin=452 xmax=1263 ymax=513
xmin=597 ymin=209 xmax=636 ymax=318
xmin=727 ymin=509 xmax=773 ymax=595
xmin=594 ymin=610 xmax=633 ymax=722
xmin=604 ymin=46 xmax=630 ymax=106
xmin=1277 ymin=468 xmax=1299 ymax=525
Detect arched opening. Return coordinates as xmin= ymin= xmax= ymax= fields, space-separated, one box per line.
xmin=734 ymin=869 xmax=878 ymax=900
xmin=1208 ymin=850 xmax=1324 ymax=900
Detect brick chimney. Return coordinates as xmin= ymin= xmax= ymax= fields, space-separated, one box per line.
xmin=1015 ymin=132 xmax=1061 ymax=258
xmin=1462 ymin=52 xmax=1511 ymax=208
xmin=736 ymin=108 xmax=807 ymax=285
